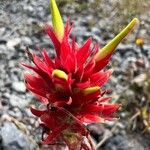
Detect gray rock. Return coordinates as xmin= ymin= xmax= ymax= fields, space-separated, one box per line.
xmin=102 ymin=135 xmax=145 ymax=150
xmin=6 ymin=38 xmax=21 ymax=50
xmin=91 ymin=27 xmax=101 ymax=36
xmin=72 ymin=26 xmax=87 ymax=38
xmin=21 ymin=37 xmax=32 ymax=45
xmin=0 ymin=122 xmax=36 ymax=150
xmin=0 ymin=27 xmax=6 ymax=36
xmin=10 ymin=95 xmax=30 ymax=108
xmin=88 ymin=124 xmax=105 ymax=142
xmin=0 ymin=45 xmax=7 ymax=52
xmin=23 ymin=5 xmax=34 ymax=13
xmin=12 ymin=81 xmax=26 ymax=93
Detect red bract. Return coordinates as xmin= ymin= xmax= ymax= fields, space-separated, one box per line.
xmin=22 ymin=21 xmax=120 ymax=149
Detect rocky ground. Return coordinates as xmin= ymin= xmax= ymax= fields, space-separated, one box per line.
xmin=0 ymin=0 xmax=150 ymax=150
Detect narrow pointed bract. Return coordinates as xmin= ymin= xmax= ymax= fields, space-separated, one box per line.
xmin=22 ymin=0 xmax=138 ymax=149
xmin=94 ymin=18 xmax=138 ymax=70
xmin=50 ymin=0 xmax=64 ymax=41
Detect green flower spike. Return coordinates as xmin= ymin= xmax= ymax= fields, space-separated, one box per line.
xmin=50 ymin=0 xmax=64 ymax=41
xmin=95 ymin=18 xmax=139 ymax=62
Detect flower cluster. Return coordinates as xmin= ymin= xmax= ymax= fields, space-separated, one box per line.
xmin=22 ymin=0 xmax=138 ymax=149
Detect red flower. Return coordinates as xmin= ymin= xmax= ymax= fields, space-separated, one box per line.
xmin=23 ymin=21 xmax=119 ymax=146
xmin=22 ymin=0 xmax=138 ymax=149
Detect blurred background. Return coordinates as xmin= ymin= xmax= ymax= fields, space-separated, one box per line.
xmin=0 ymin=0 xmax=150 ymax=149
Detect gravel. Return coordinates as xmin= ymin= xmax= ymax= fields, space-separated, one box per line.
xmin=12 ymin=81 xmax=26 ymax=93
xmin=102 ymin=134 xmax=145 ymax=150
xmin=0 ymin=122 xmax=36 ymax=150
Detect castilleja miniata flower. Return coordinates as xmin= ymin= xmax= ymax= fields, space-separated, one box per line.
xmin=22 ymin=0 xmax=138 ymax=149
